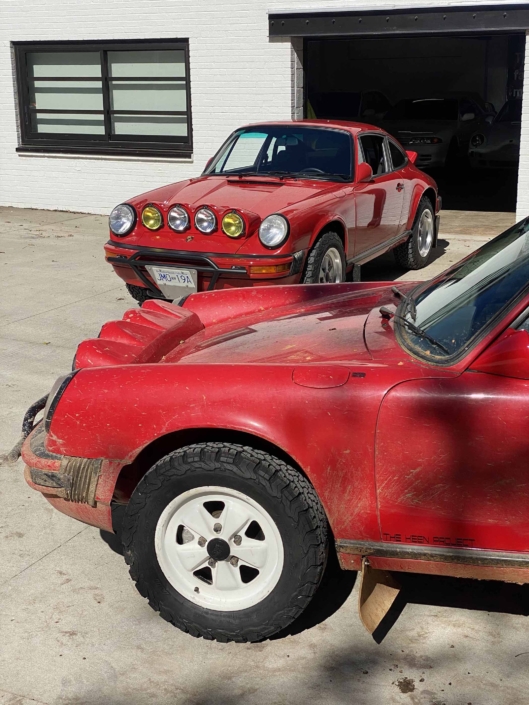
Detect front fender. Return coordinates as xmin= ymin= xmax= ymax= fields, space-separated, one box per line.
xmin=45 ymin=363 xmax=390 ymax=540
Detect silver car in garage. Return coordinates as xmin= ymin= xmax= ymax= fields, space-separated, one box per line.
xmin=379 ymin=95 xmax=491 ymax=169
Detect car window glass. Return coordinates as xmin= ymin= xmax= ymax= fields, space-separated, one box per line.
xmin=388 ymin=140 xmax=406 ymax=170
xmin=208 ymin=126 xmax=352 ymax=179
xmin=402 ymin=219 xmax=529 ymax=359
xmin=358 ymin=135 xmax=387 ymax=175
xmin=214 ymin=132 xmax=268 ymax=173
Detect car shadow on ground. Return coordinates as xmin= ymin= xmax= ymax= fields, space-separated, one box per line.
xmin=372 ymin=571 xmax=529 ymax=644
xmin=359 ymin=238 xmax=449 ymax=283
xmin=98 ymin=525 xmax=529 ymax=649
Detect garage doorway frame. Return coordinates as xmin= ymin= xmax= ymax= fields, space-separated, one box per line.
xmin=270 ymin=3 xmax=529 ymax=219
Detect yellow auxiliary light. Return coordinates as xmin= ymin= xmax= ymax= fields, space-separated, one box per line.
xmin=142 ymin=205 xmax=163 ymax=230
xmin=222 ymin=211 xmax=245 ymax=238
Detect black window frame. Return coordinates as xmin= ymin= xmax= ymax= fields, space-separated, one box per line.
xmin=13 ymin=39 xmax=192 ymax=158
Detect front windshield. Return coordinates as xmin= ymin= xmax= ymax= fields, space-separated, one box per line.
xmin=386 ymin=98 xmax=458 ymax=121
xmin=205 ymin=126 xmax=353 ymax=181
xmin=496 ymin=99 xmax=522 ymax=123
xmin=399 ymin=218 xmax=529 ymax=361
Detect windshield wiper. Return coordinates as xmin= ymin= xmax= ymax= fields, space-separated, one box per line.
xmin=379 ymin=306 xmax=450 ymax=355
xmin=260 ymin=170 xmax=298 ymax=179
xmin=391 ymin=286 xmax=417 ymax=321
xmin=290 ymin=170 xmax=349 ymax=181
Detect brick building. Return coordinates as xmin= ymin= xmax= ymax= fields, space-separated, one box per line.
xmin=1 ymin=1 xmax=528 ymax=218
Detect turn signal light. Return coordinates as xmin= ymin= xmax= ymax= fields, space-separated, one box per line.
xmin=249 ymin=263 xmax=291 ymax=274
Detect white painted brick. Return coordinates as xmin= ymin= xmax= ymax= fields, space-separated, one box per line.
xmin=1 ymin=0 xmax=529 ymax=215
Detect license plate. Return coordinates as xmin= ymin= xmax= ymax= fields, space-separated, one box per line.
xmin=146 ymin=265 xmax=198 ymax=300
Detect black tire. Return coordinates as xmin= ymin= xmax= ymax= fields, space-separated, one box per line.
xmin=122 ymin=443 xmax=328 ymax=643
xmin=393 ymin=198 xmax=435 ymax=270
xmin=302 ymin=231 xmax=346 ymax=284
xmin=126 ymin=283 xmax=160 ymax=305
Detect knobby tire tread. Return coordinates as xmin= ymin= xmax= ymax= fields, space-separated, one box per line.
xmin=122 ymin=442 xmax=328 ymax=643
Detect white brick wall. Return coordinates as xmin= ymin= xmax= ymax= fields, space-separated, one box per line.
xmin=1 ymin=0 xmax=529 ymax=215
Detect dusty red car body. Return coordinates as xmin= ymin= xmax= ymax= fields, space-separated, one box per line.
xmin=21 ymin=278 xmax=529 ymax=584
xmin=104 ymin=120 xmax=440 ymax=297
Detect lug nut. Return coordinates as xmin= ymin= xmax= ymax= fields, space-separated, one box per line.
xmin=194 ymin=586 xmax=200 ymax=593
xmin=213 ymin=523 xmax=222 ymax=534
xmin=233 ymin=535 xmax=242 ymax=546
xmin=208 ymin=558 xmax=216 ymax=568
xmin=230 ymin=556 xmax=239 ymax=567
xmin=198 ymin=537 xmax=207 ymax=547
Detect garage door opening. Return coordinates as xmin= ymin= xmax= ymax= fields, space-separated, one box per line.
xmin=306 ymin=34 xmax=524 ymax=215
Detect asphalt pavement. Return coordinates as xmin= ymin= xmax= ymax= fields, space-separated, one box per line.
xmin=1 ymin=206 xmax=527 ymax=705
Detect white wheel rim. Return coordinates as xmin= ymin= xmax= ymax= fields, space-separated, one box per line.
xmin=418 ymin=210 xmax=434 ymax=258
xmin=155 ymin=486 xmax=284 ymax=612
xmin=318 ymin=247 xmax=343 ymax=283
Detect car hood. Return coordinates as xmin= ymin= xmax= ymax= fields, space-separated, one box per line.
xmin=74 ymin=283 xmax=412 ymax=370
xmin=130 ymin=175 xmax=341 ymax=220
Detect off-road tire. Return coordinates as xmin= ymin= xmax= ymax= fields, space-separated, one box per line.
xmin=393 ymin=198 xmax=435 ymax=270
xmin=121 ymin=443 xmax=328 ymax=643
xmin=126 ymin=283 xmax=160 ymax=304
xmin=302 ymin=232 xmax=346 ymax=284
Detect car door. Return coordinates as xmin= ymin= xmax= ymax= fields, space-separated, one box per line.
xmin=354 ymin=133 xmax=406 ymax=258
xmin=375 ymin=325 xmax=529 ymax=553
xmin=386 ymin=139 xmax=411 ymax=234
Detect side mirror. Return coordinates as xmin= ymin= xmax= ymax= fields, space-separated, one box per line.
xmin=461 ymin=112 xmax=476 ymax=122
xmin=406 ymin=150 xmax=418 ymax=164
xmin=469 ymin=328 xmax=529 ymax=380
xmin=356 ymin=162 xmax=374 ymax=183
xmin=486 ymin=115 xmax=494 ymax=125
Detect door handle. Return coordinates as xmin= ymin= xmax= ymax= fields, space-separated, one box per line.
xmin=396 ymin=183 xmax=404 ymax=192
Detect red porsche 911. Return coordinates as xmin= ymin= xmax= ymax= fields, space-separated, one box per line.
xmin=18 ymin=217 xmax=529 ymax=643
xmin=104 ymin=120 xmax=441 ymax=303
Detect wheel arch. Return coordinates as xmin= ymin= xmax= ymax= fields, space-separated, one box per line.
xmin=406 ymin=186 xmax=437 ymax=231
xmin=308 ymin=218 xmax=348 ymax=255
xmin=113 ymin=426 xmax=315 ymax=504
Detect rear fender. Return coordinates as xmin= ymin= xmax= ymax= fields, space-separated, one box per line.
xmin=405 ymin=186 xmax=436 ymax=231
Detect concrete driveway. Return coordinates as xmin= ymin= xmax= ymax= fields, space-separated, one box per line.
xmin=1 ymin=206 xmax=527 ymax=705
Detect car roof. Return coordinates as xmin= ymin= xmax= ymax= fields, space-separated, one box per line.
xmin=239 ymin=119 xmax=384 ymax=136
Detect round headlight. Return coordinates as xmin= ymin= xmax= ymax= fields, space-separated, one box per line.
xmin=195 ymin=207 xmax=217 ymax=234
xmin=222 ymin=211 xmax=245 ymax=238
xmin=471 ymin=133 xmax=485 ymax=148
xmin=168 ymin=205 xmax=189 ymax=232
xmin=259 ymin=214 xmax=289 ymax=248
xmin=109 ymin=204 xmax=135 ymax=236
xmin=142 ymin=205 xmax=163 ymax=231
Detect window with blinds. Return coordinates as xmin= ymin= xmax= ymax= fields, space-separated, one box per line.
xmin=14 ymin=41 xmax=192 ymax=157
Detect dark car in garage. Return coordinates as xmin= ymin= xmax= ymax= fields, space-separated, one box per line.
xmin=469 ymin=98 xmax=522 ymax=169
